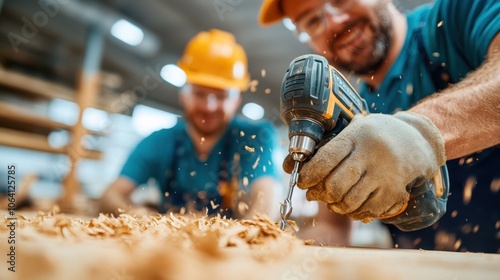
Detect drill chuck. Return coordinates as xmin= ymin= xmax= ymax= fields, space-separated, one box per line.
xmin=288 ymin=118 xmax=322 ymax=161
xmin=289 ymin=135 xmax=316 ymax=162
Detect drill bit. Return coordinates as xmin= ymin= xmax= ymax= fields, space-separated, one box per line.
xmin=280 ymin=160 xmax=301 ymax=230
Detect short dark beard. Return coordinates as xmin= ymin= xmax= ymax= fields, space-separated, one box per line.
xmin=184 ymin=112 xmax=228 ymax=138
xmin=330 ymin=2 xmax=393 ymax=75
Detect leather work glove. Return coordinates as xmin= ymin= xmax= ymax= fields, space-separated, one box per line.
xmin=283 ymin=112 xmax=446 ymax=222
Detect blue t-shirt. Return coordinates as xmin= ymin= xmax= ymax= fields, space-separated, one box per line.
xmin=120 ymin=116 xmax=280 ymax=217
xmin=359 ymin=0 xmax=500 ymax=253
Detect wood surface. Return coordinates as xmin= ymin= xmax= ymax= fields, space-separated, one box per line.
xmin=1 ymin=236 xmax=498 ymax=280
xmin=0 ymin=212 xmax=498 ymax=280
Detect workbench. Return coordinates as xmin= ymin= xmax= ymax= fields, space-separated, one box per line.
xmin=0 ymin=212 xmax=498 ymax=280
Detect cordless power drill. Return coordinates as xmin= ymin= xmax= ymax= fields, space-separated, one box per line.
xmin=279 ymin=54 xmax=449 ymax=232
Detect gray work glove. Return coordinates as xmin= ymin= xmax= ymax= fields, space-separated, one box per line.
xmin=283 ymin=112 xmax=446 ymax=222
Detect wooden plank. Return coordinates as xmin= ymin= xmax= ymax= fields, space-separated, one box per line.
xmin=294 ymin=245 xmax=500 ymax=279
xmin=0 ymin=67 xmax=114 ymax=112
xmin=0 ymin=67 xmax=74 ymax=101
xmin=0 ymin=101 xmax=106 ymax=136
xmin=0 ymin=127 xmax=65 ymax=154
xmin=0 ymin=127 xmax=102 ymax=160
xmin=0 ymin=229 xmax=498 ymax=280
xmin=0 ymin=101 xmax=72 ymax=131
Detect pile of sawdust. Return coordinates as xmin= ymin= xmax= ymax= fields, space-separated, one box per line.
xmin=2 ymin=210 xmax=305 ymax=249
xmin=0 ymin=210 xmax=310 ymax=280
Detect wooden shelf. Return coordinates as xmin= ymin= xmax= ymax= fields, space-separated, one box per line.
xmin=0 ymin=101 xmax=106 ymax=136
xmin=0 ymin=67 xmax=74 ymax=100
xmin=0 ymin=127 xmax=102 ymax=160
xmin=0 ymin=101 xmax=71 ymax=131
xmin=0 ymin=67 xmax=113 ymax=112
xmin=1 ymin=26 xmax=109 ymax=211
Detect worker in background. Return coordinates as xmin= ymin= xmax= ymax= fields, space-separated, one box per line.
xmin=258 ymin=0 xmax=500 ymax=253
xmin=100 ymin=29 xmax=282 ymax=220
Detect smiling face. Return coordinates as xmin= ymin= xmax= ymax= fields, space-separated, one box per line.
xmin=284 ymin=0 xmax=394 ymax=75
xmin=179 ymin=83 xmax=241 ymax=137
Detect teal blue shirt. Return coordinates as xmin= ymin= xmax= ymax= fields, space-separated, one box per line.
xmin=360 ymin=0 xmax=500 ymax=113
xmin=120 ymin=116 xmax=279 ymax=216
xmin=359 ymin=0 xmax=500 ymax=253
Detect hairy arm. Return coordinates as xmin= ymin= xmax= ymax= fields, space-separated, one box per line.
xmin=99 ymin=177 xmax=141 ymax=215
xmin=410 ymin=33 xmax=500 ymax=160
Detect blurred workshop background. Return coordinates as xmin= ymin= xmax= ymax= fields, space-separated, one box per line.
xmin=0 ymin=0 xmax=429 ymax=245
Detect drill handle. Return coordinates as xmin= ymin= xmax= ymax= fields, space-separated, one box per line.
xmin=380 ymin=165 xmax=450 ymax=231
xmin=317 ymin=119 xmax=349 ymax=149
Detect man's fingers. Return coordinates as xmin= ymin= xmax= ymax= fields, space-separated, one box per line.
xmin=334 ymin=187 xmax=409 ymax=221
xmin=322 ymin=154 xmax=365 ymax=203
xmin=282 ymin=155 xmax=295 ymax=174
xmin=299 ymin=137 xmax=354 ymax=188
xmin=305 ymin=184 xmax=328 ymax=202
xmin=304 ymin=162 xmax=366 ymax=206
xmin=305 ymin=181 xmax=346 ymax=204
xmin=326 ymin=173 xmax=375 ymax=214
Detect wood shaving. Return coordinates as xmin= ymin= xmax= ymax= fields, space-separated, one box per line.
xmin=249 ymin=80 xmax=259 ymax=92
xmin=0 ymin=211 xmax=310 ymax=279
xmin=238 ymin=201 xmax=249 ymax=215
xmin=2 ymin=212 xmax=460 ymax=280
xmin=463 ymin=176 xmax=476 ymax=205
xmin=252 ymin=155 xmax=260 ymax=170
xmin=210 ymin=200 xmax=219 ymax=210
xmin=1 ymin=211 xmax=303 ymax=248
xmin=244 ymin=145 xmax=255 ymax=153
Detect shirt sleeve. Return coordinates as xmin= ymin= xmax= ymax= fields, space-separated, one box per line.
xmin=119 ymin=130 xmax=166 ymax=187
xmin=427 ymin=0 xmax=500 ymax=68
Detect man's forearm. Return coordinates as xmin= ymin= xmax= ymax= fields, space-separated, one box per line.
xmin=99 ymin=189 xmax=131 ymax=214
xmin=410 ymin=34 xmax=500 ymax=160
xmin=99 ymin=178 xmax=136 ymax=214
xmin=242 ymin=177 xmax=282 ymax=220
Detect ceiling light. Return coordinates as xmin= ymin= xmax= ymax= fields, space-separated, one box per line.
xmin=242 ymin=103 xmax=265 ymax=120
xmin=160 ymin=64 xmax=187 ymax=87
xmin=111 ymin=19 xmax=144 ymax=46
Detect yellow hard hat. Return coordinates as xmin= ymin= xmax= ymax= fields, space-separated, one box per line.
xmin=258 ymin=0 xmax=285 ymax=26
xmin=178 ymin=29 xmax=250 ymax=91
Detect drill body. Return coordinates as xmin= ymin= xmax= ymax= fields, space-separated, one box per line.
xmin=280 ymin=54 xmax=449 ymax=231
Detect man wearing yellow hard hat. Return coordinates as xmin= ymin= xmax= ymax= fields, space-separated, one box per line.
xmin=100 ymin=29 xmax=282 ymax=219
